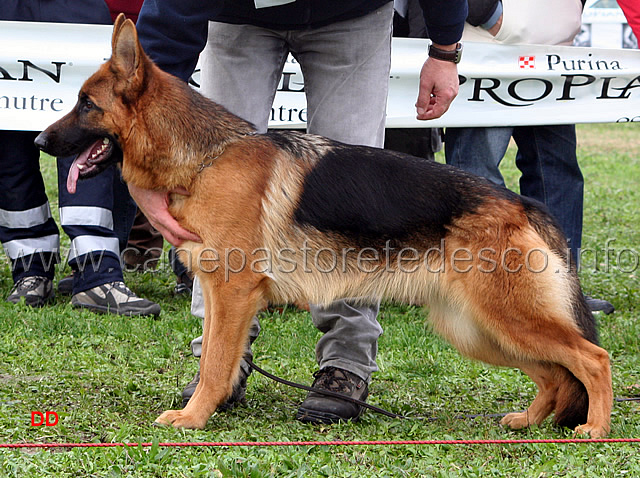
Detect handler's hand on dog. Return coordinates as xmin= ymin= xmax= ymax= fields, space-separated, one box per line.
xmin=128 ymin=183 xmax=202 ymax=246
xmin=415 ymin=56 xmax=459 ymax=121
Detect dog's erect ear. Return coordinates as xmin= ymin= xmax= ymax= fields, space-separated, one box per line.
xmin=112 ymin=12 xmax=127 ymax=36
xmin=111 ymin=13 xmax=142 ymax=79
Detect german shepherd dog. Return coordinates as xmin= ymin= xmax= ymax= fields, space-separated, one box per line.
xmin=35 ymin=15 xmax=613 ymax=437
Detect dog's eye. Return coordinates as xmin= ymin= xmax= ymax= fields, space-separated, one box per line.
xmin=79 ymin=96 xmax=96 ymax=112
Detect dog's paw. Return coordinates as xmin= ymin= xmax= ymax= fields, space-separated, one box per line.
xmin=154 ymin=409 xmax=208 ymax=429
xmin=500 ymin=411 xmax=530 ymax=430
xmin=574 ymin=423 xmax=609 ymax=439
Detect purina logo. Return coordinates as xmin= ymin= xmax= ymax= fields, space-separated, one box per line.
xmin=519 ymin=56 xmax=536 ymax=69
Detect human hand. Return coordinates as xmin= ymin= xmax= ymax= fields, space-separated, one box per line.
xmin=415 ymin=48 xmax=460 ymax=121
xmin=127 ymin=183 xmax=202 ymax=246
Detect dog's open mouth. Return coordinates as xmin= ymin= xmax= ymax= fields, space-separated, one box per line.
xmin=67 ymin=137 xmax=115 ymax=193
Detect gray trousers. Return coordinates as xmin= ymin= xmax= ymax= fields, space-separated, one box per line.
xmin=190 ymin=3 xmax=393 ymax=382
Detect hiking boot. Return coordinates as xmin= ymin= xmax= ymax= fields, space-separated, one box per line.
xmin=6 ymin=276 xmax=54 ymax=307
xmin=181 ymin=362 xmax=250 ymax=410
xmin=585 ymin=295 xmax=615 ymax=315
xmin=296 ymin=367 xmax=368 ymax=424
xmin=71 ymin=281 xmax=161 ymax=317
xmin=57 ymin=273 xmax=74 ymax=296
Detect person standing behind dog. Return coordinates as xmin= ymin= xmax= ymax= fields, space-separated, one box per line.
xmin=132 ymin=0 xmax=466 ymax=423
xmin=443 ymin=0 xmax=615 ymax=315
xmin=0 ymin=0 xmax=160 ymax=317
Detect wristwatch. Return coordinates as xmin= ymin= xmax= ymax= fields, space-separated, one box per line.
xmin=428 ymin=43 xmax=463 ymax=64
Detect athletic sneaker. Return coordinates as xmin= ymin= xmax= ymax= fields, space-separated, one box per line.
xmin=297 ymin=367 xmax=368 ymax=424
xmin=71 ymin=281 xmax=161 ymax=317
xmin=6 ymin=276 xmax=54 ymax=307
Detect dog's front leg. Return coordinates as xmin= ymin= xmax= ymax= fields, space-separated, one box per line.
xmin=155 ymin=272 xmax=265 ymax=429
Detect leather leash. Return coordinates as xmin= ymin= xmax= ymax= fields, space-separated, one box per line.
xmin=246 ymin=358 xmax=640 ymax=421
xmin=245 ymin=358 xmax=405 ymax=419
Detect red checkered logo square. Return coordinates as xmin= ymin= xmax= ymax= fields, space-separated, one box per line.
xmin=519 ymin=56 xmax=535 ymax=69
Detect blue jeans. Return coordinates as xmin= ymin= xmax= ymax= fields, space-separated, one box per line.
xmin=445 ymin=125 xmax=583 ymax=260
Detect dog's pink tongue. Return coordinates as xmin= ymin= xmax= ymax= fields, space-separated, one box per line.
xmin=67 ymin=159 xmax=81 ymax=194
xmin=66 ymin=139 xmax=102 ymax=194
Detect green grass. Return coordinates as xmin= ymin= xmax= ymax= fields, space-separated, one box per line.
xmin=0 ymin=123 xmax=639 ymax=476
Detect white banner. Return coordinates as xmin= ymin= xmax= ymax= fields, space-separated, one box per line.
xmin=1 ymin=20 xmax=640 ymax=131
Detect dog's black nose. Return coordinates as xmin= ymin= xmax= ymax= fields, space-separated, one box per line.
xmin=34 ymin=132 xmax=49 ymax=151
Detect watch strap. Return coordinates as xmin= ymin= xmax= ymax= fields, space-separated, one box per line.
xmin=428 ymin=43 xmax=463 ymax=64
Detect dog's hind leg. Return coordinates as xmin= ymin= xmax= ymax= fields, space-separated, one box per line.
xmin=469 ymin=306 xmax=612 ymax=438
xmin=500 ymin=362 xmax=563 ymax=430
xmin=155 ymin=272 xmax=268 ymax=429
xmin=558 ymin=340 xmax=612 ymax=438
xmin=430 ymin=303 xmax=580 ymax=431
xmin=428 ymin=301 xmax=557 ymax=429
xmin=435 ymin=280 xmax=611 ymax=436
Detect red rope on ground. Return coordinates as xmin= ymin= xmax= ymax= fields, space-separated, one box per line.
xmin=1 ymin=438 xmax=639 ymax=449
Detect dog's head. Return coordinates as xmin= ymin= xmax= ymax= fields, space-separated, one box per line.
xmin=34 ymin=14 xmax=148 ymax=193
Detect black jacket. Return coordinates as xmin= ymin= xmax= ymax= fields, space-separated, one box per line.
xmin=136 ymin=0 xmax=467 ymax=81
xmin=1 ymin=0 xmax=111 ymax=24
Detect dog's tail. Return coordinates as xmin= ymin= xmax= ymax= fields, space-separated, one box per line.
xmin=520 ymin=195 xmax=598 ymax=428
xmin=554 ymin=370 xmax=589 ymax=429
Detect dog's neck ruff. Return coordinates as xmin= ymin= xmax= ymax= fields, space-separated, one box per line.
xmin=197 ymin=131 xmax=260 ymax=173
